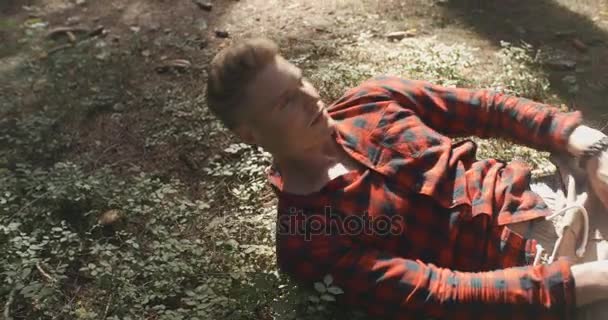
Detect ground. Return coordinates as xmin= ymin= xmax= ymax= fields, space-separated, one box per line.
xmin=1 ymin=0 xmax=607 ymax=319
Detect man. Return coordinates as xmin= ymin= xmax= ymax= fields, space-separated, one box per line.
xmin=205 ymin=38 xmax=608 ymax=319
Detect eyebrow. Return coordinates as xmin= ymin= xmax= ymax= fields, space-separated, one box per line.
xmin=279 ymin=85 xmax=293 ymax=102
xmin=276 ymin=71 xmax=303 ymax=106
xmin=274 ymin=86 xmax=292 ymax=110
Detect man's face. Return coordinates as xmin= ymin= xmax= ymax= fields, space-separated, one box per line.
xmin=238 ymin=55 xmax=333 ymax=156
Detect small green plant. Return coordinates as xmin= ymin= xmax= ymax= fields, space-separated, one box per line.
xmin=491 ymin=41 xmax=551 ymax=100
xmin=307 ymin=61 xmax=375 ymax=103
xmin=308 ymin=275 xmax=344 ymax=314
xmin=396 ymin=38 xmax=477 ymax=87
xmin=0 ymin=161 xmax=260 ymax=319
xmin=0 ymin=111 xmax=71 ymax=166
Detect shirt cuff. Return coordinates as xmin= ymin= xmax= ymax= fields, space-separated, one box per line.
xmin=548 ymin=110 xmax=583 ymax=154
xmin=552 ymin=257 xmax=577 ymax=319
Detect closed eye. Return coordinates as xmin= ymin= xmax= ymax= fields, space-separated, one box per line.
xmin=275 ymin=90 xmax=291 ymax=110
xmin=276 ymin=74 xmax=303 ymax=110
xmin=282 ymin=88 xmax=300 ymax=109
xmin=279 ymin=94 xmax=293 ymax=110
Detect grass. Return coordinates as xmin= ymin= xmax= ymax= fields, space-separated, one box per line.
xmin=0 ymin=14 xmax=568 ymax=320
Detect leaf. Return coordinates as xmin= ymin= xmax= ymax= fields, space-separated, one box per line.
xmin=313 ymin=282 xmax=326 ymax=293
xmin=7 ymin=222 xmax=20 ymax=230
xmin=244 ymin=246 xmax=257 ymax=254
xmin=21 ymin=268 xmax=32 ymax=279
xmin=323 ymin=274 xmax=333 ymax=286
xmin=327 ymin=286 xmax=344 ymax=295
xmin=320 ymin=294 xmax=336 ymax=302
xmin=38 ymin=287 xmax=54 ymax=297
xmin=205 ymin=217 xmax=226 ymax=231
xmin=224 ymin=239 xmax=238 ymax=249
xmin=308 ymin=295 xmax=320 ymax=303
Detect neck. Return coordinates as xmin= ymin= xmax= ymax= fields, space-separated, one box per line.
xmin=272 ymin=135 xmax=345 ymax=183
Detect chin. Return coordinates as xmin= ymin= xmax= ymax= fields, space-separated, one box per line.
xmin=319 ymin=120 xmax=336 ymax=137
xmin=324 ymin=116 xmax=336 ymax=128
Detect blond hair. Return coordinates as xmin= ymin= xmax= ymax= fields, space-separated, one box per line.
xmin=206 ymin=38 xmax=279 ymax=129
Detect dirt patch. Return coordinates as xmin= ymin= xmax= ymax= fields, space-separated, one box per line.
xmin=1 ymin=0 xmax=606 ymax=187
xmin=441 ymin=0 xmax=608 ymax=126
xmin=0 ymin=0 xmax=33 ymax=15
xmin=2 ymin=0 xmax=608 ymax=186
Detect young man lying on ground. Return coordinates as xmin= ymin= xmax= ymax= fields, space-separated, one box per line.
xmin=205 ymin=38 xmax=608 ymax=319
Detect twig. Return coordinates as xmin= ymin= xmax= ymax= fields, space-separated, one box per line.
xmin=102 ymin=294 xmax=113 ymax=319
xmin=44 ymin=25 xmax=106 ymax=57
xmin=66 ymin=31 xmax=76 ymax=43
xmin=92 ymin=143 xmax=121 ymax=168
xmin=36 ymin=262 xmax=57 ymax=283
xmin=3 ymin=288 xmax=16 ymax=320
xmin=47 ymin=43 xmax=74 ymax=56
xmin=46 ymin=26 xmax=89 ymax=40
xmin=257 ymin=189 xmax=275 ymax=202
xmin=107 ymin=159 xmax=138 ymax=169
xmin=88 ymin=25 xmax=105 ymax=38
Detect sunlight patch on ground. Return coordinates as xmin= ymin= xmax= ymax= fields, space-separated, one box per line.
xmin=213 ymin=0 xmax=372 ymax=39
xmin=0 ymin=54 xmax=25 ymax=76
xmin=299 ymin=34 xmax=481 ymax=104
xmin=120 ymin=0 xmax=156 ymax=27
xmin=342 ymin=35 xmax=479 ymax=85
xmin=36 ymin=0 xmax=74 ymax=14
xmin=555 ymin=0 xmax=608 ymax=32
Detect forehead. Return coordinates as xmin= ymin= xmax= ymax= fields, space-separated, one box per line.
xmin=246 ymin=56 xmax=301 ymax=104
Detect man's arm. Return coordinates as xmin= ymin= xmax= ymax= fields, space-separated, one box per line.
xmin=362 ymin=76 xmax=583 ymax=153
xmin=278 ymin=231 xmax=578 ymax=320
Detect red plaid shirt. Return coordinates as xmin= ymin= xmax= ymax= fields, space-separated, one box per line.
xmin=268 ymin=76 xmax=583 ymax=320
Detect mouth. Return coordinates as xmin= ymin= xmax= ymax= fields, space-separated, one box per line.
xmin=309 ymin=105 xmax=325 ymax=127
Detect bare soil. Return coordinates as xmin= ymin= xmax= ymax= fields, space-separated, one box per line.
xmin=2 ymin=0 xmax=607 ymax=185
xmin=1 ymin=1 xmax=607 ymax=318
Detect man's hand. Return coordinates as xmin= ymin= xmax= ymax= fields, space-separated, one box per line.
xmin=567 ymin=125 xmax=606 ymax=157
xmin=586 ymin=153 xmax=608 ymax=210
xmin=571 ymin=260 xmax=608 ymax=307
xmin=567 ymin=125 xmax=608 ymax=209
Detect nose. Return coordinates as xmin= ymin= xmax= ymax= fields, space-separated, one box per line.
xmin=302 ymin=81 xmax=320 ymax=104
xmin=305 ymin=92 xmax=321 ymax=111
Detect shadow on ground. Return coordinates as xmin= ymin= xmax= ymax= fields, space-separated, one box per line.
xmin=0 ymin=0 xmax=246 ymax=185
xmin=440 ymin=0 xmax=608 ymax=127
xmin=0 ymin=0 xmax=350 ymax=195
xmin=0 ymin=0 xmax=29 ymax=14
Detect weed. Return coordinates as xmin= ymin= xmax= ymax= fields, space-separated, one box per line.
xmin=490 ymin=41 xmax=551 ymax=101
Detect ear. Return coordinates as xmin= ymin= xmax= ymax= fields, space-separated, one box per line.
xmin=234 ymin=125 xmax=257 ymax=145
